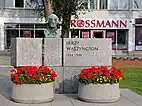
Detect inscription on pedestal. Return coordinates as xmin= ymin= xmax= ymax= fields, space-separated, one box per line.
xmin=64 ymin=38 xmax=112 ymax=66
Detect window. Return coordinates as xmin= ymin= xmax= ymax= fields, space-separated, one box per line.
xmin=4 ymin=0 xmax=43 ymax=8
xmin=135 ymin=27 xmax=142 ymax=50
xmin=71 ymin=29 xmax=80 ymax=38
xmin=4 ymin=23 xmax=46 ymax=49
xmin=80 ymin=30 xmax=90 ymax=38
xmin=106 ymin=30 xmax=116 ymax=49
xmin=90 ymin=0 xmax=107 ymax=9
xmin=106 ymin=29 xmax=128 ymax=50
xmin=117 ymin=30 xmax=128 ymax=50
xmin=90 ymin=0 xmax=97 ymax=9
xmin=133 ymin=0 xmax=142 ymax=10
xmin=89 ymin=0 xmax=129 ymax=10
xmin=109 ymin=0 xmax=129 ymax=10
xmin=15 ymin=0 xmax=24 ymax=7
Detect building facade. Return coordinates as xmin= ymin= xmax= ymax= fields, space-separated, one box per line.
xmin=0 ymin=0 xmax=47 ymax=51
xmin=70 ymin=0 xmax=142 ymax=56
xmin=1 ymin=0 xmax=142 ymax=56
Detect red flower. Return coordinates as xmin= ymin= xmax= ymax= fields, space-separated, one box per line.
xmin=23 ymin=66 xmax=32 ymax=73
xmin=27 ymin=75 xmax=31 ymax=80
xmin=79 ymin=66 xmax=125 ymax=84
xmin=32 ymin=73 xmax=37 ymax=79
xmin=10 ymin=69 xmax=16 ymax=73
xmin=10 ymin=66 xmax=57 ymax=84
xmin=14 ymin=77 xmax=19 ymax=83
xmin=112 ymin=76 xmax=117 ymax=81
xmin=16 ymin=67 xmax=23 ymax=73
xmin=80 ymin=75 xmax=86 ymax=79
xmin=44 ymin=67 xmax=51 ymax=73
xmin=36 ymin=77 xmax=40 ymax=81
xmin=50 ymin=73 xmax=57 ymax=79
xmin=87 ymin=72 xmax=92 ymax=78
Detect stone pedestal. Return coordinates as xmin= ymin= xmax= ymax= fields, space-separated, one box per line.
xmin=64 ymin=38 xmax=112 ymax=66
xmin=11 ymin=38 xmax=42 ymax=66
xmin=44 ymin=38 xmax=62 ymax=66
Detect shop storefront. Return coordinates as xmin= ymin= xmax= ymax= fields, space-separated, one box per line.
xmin=70 ymin=19 xmax=129 ymax=55
xmin=4 ymin=23 xmax=46 ymax=49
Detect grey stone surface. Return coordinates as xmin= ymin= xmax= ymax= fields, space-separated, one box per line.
xmin=64 ymin=67 xmax=88 ymax=93
xmin=11 ymin=38 xmax=16 ymax=66
xmin=0 ymin=0 xmax=4 ymax=8
xmin=51 ymin=67 xmax=64 ymax=93
xmin=120 ymin=89 xmax=142 ymax=106
xmin=115 ymin=96 xmax=137 ymax=106
xmin=66 ymin=94 xmax=138 ymax=106
xmin=8 ymin=101 xmax=29 ymax=106
xmin=51 ymin=94 xmax=73 ymax=106
xmin=29 ymin=103 xmax=51 ymax=106
xmin=11 ymin=38 xmax=42 ymax=66
xmin=0 ymin=75 xmax=13 ymax=99
xmin=0 ymin=67 xmax=13 ymax=76
xmin=64 ymin=38 xmax=112 ymax=66
xmin=44 ymin=38 xmax=62 ymax=66
xmin=0 ymin=56 xmax=10 ymax=66
xmin=0 ymin=95 xmax=9 ymax=106
xmin=0 ymin=88 xmax=141 ymax=106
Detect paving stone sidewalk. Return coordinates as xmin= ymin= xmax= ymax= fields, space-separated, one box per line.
xmin=0 ymin=67 xmax=142 ymax=106
xmin=0 ymin=90 xmax=142 ymax=106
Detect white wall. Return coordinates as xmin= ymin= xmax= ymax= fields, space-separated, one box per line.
xmin=0 ymin=0 xmax=4 ymax=8
xmin=5 ymin=0 xmax=14 ymax=7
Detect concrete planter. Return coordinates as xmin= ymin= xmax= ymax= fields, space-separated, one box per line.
xmin=12 ymin=83 xmax=54 ymax=104
xmin=78 ymin=83 xmax=120 ymax=103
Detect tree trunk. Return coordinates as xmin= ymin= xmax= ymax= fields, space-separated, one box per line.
xmin=61 ymin=14 xmax=71 ymax=38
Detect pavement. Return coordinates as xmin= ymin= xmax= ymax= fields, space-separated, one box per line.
xmin=0 ymin=67 xmax=142 ymax=106
xmin=0 ymin=50 xmax=10 ymax=66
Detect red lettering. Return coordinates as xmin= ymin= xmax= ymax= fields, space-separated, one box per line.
xmin=104 ymin=20 xmax=111 ymax=27
xmin=85 ymin=20 xmax=90 ymax=28
xmin=112 ymin=20 xmax=118 ymax=27
xmin=120 ymin=20 xmax=127 ymax=28
xmin=70 ymin=20 xmax=76 ymax=27
xmin=91 ymin=20 xmax=95 ymax=28
xmin=77 ymin=20 xmax=84 ymax=28
xmin=96 ymin=20 xmax=105 ymax=27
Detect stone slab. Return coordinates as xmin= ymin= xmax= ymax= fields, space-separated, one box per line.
xmin=8 ymin=101 xmax=29 ymax=106
xmin=63 ymin=67 xmax=88 ymax=93
xmin=64 ymin=38 xmax=112 ymax=66
xmin=51 ymin=94 xmax=73 ymax=106
xmin=0 ymin=91 xmax=141 ymax=106
xmin=29 ymin=103 xmax=51 ymax=106
xmin=11 ymin=38 xmax=42 ymax=66
xmin=0 ymin=95 xmax=9 ymax=106
xmin=51 ymin=67 xmax=64 ymax=93
xmin=120 ymin=89 xmax=142 ymax=106
xmin=44 ymin=38 xmax=62 ymax=66
xmin=0 ymin=76 xmax=13 ymax=98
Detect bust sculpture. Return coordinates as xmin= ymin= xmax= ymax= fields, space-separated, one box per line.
xmin=44 ymin=14 xmax=61 ymax=38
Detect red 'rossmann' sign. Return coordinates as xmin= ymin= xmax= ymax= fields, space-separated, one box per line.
xmin=70 ymin=19 xmax=128 ymax=28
